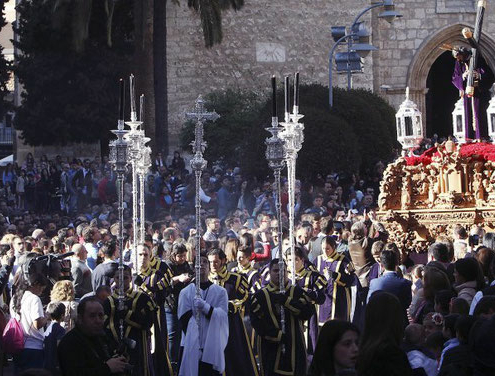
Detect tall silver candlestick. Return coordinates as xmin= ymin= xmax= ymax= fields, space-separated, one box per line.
xmin=137 ymin=144 xmax=151 ymax=243
xmin=125 ymin=116 xmax=143 ymax=271
xmin=265 ymin=113 xmax=286 ymax=352
xmin=109 ymin=79 xmax=129 ymax=342
xmin=185 ymin=96 xmax=219 ymax=331
xmin=280 ymin=88 xmax=304 ymax=285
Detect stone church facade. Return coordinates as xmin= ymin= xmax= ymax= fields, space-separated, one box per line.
xmin=165 ymin=0 xmax=495 ymax=151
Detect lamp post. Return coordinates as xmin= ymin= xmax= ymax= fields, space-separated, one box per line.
xmin=329 ymin=33 xmax=359 ymax=108
xmin=329 ymin=0 xmax=402 ymax=108
xmin=109 ymin=78 xmax=129 ymax=343
xmin=185 ymin=95 xmax=219 ymax=329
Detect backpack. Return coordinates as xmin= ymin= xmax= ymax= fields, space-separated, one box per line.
xmin=2 ymin=317 xmax=25 ymax=354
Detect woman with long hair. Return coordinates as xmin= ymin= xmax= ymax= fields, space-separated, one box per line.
xmin=240 ymin=231 xmax=270 ymax=263
xmin=454 ymin=257 xmax=485 ymax=305
xmin=309 ymin=320 xmax=359 ymax=376
xmin=357 ymin=291 xmax=412 ymax=376
xmin=225 ymin=238 xmax=240 ymax=270
xmin=11 ymin=272 xmax=48 ymax=373
xmin=50 ymin=280 xmax=78 ymax=331
xmin=475 ymin=247 xmax=494 ymax=284
xmin=412 ymin=266 xmax=452 ymax=324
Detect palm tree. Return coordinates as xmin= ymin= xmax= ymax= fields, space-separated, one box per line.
xmin=46 ymin=0 xmax=245 ymax=155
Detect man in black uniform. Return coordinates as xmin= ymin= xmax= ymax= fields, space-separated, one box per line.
xmin=250 ymin=259 xmax=313 ymax=376
xmin=208 ymin=249 xmax=259 ymax=376
xmin=103 ymin=265 xmax=156 ymax=376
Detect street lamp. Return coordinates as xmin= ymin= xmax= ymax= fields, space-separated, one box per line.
xmin=329 ymin=0 xmax=402 ymax=108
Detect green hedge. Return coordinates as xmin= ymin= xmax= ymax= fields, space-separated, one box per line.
xmin=181 ymin=84 xmax=397 ymax=178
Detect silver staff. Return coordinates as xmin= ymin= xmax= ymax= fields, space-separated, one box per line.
xmin=185 ymin=96 xmax=220 ymax=328
xmin=125 ymin=75 xmax=144 ymax=271
xmin=109 ymin=78 xmax=129 ymax=342
xmin=137 ymin=145 xmax=151 ymax=242
xmin=280 ymin=73 xmax=304 ymax=285
xmin=265 ymin=76 xmax=287 ymax=352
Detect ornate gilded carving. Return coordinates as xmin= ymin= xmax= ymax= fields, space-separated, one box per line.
xmin=378 ymin=141 xmax=495 ymax=253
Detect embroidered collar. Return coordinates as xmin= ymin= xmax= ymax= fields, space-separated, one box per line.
xmin=111 ymin=287 xmax=134 ymax=299
xmin=150 ymin=256 xmax=160 ymax=270
xmin=267 ymin=281 xmax=289 ymax=292
xmin=210 ymin=265 xmax=228 ymax=281
xmin=295 ymin=267 xmax=308 ymax=279
xmin=322 ymin=250 xmax=338 ymax=261
xmin=238 ymin=263 xmax=253 ymax=273
xmin=139 ymin=264 xmax=153 ymax=277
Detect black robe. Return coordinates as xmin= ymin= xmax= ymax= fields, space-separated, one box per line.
xmin=103 ymin=290 xmax=156 ymax=376
xmin=135 ymin=259 xmax=174 ymax=376
xmin=250 ymin=282 xmax=313 ymax=376
xmin=294 ymin=267 xmax=327 ymax=355
xmin=209 ymin=266 xmax=259 ymax=376
xmin=58 ymin=325 xmax=117 ymax=376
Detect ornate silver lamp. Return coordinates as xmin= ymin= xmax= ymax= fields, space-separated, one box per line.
xmin=396 ymin=87 xmax=423 ymax=154
xmin=185 ymin=95 xmax=219 ymax=328
xmin=108 ymin=78 xmax=129 ymax=342
xmin=452 ymin=98 xmax=466 ymax=144
xmin=280 ymin=73 xmax=304 ymax=285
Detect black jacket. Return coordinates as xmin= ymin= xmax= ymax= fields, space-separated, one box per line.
xmin=58 ymin=325 xmax=115 ymax=376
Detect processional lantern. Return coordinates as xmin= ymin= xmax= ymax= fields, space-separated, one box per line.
xmin=396 ymin=87 xmax=423 ymax=154
xmin=486 ymin=94 xmax=495 ymax=142
xmin=452 ymin=98 xmax=466 ymax=144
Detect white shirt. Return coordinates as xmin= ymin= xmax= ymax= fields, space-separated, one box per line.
xmin=470 ymin=280 xmax=495 ymax=315
xmin=17 ymin=290 xmax=45 ymax=349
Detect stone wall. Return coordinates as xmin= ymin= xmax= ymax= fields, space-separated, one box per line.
xmin=165 ymin=0 xmax=373 ymax=151
xmin=166 ymin=0 xmax=495 ymax=152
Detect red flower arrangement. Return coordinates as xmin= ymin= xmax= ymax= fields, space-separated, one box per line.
xmin=404 ymin=142 xmax=495 ymax=166
xmin=405 ymin=146 xmax=437 ymax=166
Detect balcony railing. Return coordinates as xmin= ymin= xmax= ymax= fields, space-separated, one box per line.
xmin=0 ymin=127 xmax=13 ymax=145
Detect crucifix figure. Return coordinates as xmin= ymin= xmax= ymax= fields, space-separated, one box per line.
xmin=451 ymin=0 xmax=486 ymax=140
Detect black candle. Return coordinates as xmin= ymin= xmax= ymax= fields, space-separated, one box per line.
xmin=118 ymin=78 xmax=125 ymax=121
xmin=294 ymin=72 xmax=300 ymax=107
xmin=139 ymin=94 xmax=145 ymax=123
xmin=271 ymin=76 xmax=277 ymax=118
xmin=285 ymin=76 xmax=290 ymax=115
xmin=129 ymin=74 xmax=136 ymax=116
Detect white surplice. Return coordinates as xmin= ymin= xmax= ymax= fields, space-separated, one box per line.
xmin=178 ymin=283 xmax=229 ymax=376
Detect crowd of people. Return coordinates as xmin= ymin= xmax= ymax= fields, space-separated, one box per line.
xmin=0 ymin=153 xmax=493 ymax=376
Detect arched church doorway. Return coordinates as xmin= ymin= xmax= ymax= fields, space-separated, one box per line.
xmin=425 ymin=52 xmax=494 ymax=138
xmin=406 ymin=23 xmax=495 ymax=140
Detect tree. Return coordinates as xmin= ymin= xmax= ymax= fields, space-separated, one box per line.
xmin=0 ymin=0 xmax=11 ymax=120
xmin=13 ymin=0 xmax=133 ymax=146
xmin=180 ymin=84 xmax=396 ymax=179
xmin=42 ymin=0 xmax=245 ymax=153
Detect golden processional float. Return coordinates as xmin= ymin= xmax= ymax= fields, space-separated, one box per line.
xmin=378 ymin=81 xmax=495 ymax=252
xmin=377 ymin=3 xmax=495 ymax=253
